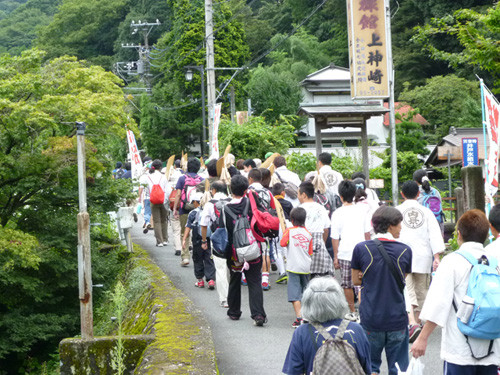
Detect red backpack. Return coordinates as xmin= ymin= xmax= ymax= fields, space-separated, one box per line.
xmin=149 ymin=176 xmax=165 ymax=205
xmin=248 ymin=190 xmax=280 ymax=242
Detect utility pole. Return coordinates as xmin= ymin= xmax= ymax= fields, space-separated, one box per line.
xmin=385 ymin=0 xmax=398 ymax=205
xmin=205 ymin=0 xmax=216 ymax=151
xmin=76 ymin=121 xmax=93 ymax=339
xmin=117 ymin=20 xmax=161 ymax=95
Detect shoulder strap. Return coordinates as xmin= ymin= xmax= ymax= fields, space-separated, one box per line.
xmin=334 ymin=319 xmax=350 ymax=340
xmin=242 ymin=198 xmax=249 ymax=217
xmin=311 ymin=323 xmax=334 ymax=341
xmin=456 ymin=250 xmax=480 ymax=266
xmin=308 ymin=324 xmax=320 ymax=349
xmin=224 ymin=204 xmax=237 ymax=221
xmin=373 ymin=239 xmax=405 ymax=294
xmin=275 ymin=171 xmax=283 ymax=182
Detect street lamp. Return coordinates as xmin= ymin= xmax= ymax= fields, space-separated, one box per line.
xmin=184 ymin=65 xmax=206 ymax=156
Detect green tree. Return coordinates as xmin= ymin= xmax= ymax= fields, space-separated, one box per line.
xmin=141 ymin=0 xmax=249 ymax=157
xmin=399 ymin=75 xmax=482 ymax=142
xmin=389 ymin=110 xmax=429 ymax=156
xmin=35 ymin=0 xmax=129 ymax=67
xmin=0 ymin=49 xmax=134 ymax=372
xmin=412 ymin=2 xmax=500 ymax=92
xmin=218 ymin=115 xmax=295 ymax=159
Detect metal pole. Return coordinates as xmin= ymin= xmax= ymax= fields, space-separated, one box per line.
xmin=385 ymin=0 xmax=398 ymax=205
xmin=76 ymin=122 xmax=93 ymax=339
xmin=205 ymin=0 xmax=216 ymax=151
xmin=361 ymin=119 xmax=369 ymax=179
xmin=447 ymin=152 xmax=452 ymax=198
xmin=230 ymin=86 xmax=236 ymax=123
xmin=200 ymin=66 xmax=207 ymax=156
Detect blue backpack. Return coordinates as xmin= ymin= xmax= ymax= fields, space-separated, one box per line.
xmin=421 ymin=189 xmax=444 ymax=223
xmin=453 ymin=250 xmax=500 ymax=358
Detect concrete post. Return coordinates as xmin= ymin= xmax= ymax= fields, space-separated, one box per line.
xmin=461 ymin=166 xmax=485 ymax=212
xmin=361 ymin=120 xmax=369 ymax=179
xmin=315 ymin=120 xmax=322 ymax=157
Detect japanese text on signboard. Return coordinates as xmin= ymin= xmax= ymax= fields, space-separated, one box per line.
xmin=461 ymin=138 xmax=478 ymax=167
xmin=347 ymin=0 xmax=389 ymax=99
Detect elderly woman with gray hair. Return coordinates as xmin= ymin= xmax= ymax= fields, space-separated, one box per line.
xmin=282 ymin=277 xmax=371 ymax=374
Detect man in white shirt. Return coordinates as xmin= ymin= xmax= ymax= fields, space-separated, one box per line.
xmin=317 ymin=152 xmax=343 ymax=197
xmin=273 ymin=156 xmax=300 ymax=207
xmin=411 ymin=209 xmax=500 ymax=374
xmin=331 ymin=180 xmax=371 ymax=319
xmin=397 ymin=181 xmax=445 ymax=327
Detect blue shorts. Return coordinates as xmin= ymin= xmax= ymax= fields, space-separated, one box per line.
xmin=287 ymin=272 xmax=310 ymax=302
xmin=444 ymin=362 xmax=498 ymax=375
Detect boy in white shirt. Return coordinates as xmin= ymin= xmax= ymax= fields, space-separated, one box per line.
xmin=331 ymin=180 xmax=371 ymax=319
xmin=280 ymin=207 xmax=313 ymax=328
xmin=298 ymin=181 xmax=333 ymax=278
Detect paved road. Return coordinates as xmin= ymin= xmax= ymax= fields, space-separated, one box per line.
xmin=131 ymin=222 xmax=444 ymax=374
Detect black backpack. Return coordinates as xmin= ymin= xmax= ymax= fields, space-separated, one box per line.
xmin=314 ymin=192 xmax=341 ymax=216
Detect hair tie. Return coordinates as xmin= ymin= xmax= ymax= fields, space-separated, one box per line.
xmin=356 ymin=183 xmax=364 ymax=190
xmin=312 ymin=289 xmax=328 ymax=293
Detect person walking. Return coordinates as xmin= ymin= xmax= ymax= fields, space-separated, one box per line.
xmin=146 ymin=159 xmax=171 ymax=247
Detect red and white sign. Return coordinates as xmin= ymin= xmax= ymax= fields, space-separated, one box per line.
xmin=483 ymin=82 xmax=500 ymax=198
xmin=127 ymin=129 xmax=142 ymax=180
xmin=210 ymin=103 xmax=222 ymax=160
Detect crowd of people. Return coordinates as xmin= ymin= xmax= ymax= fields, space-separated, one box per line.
xmin=128 ymin=152 xmax=500 ymax=375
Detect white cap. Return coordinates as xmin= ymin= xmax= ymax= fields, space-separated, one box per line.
xmin=190 ymin=192 xmax=203 ymax=203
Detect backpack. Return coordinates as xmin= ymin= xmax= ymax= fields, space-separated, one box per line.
xmin=210 ymin=198 xmax=232 ymax=233
xmin=225 ymin=200 xmax=261 ymax=263
xmin=452 ymin=250 xmax=500 ymax=358
xmin=314 ymin=192 xmax=342 ymax=216
xmin=115 ymin=168 xmax=125 ymax=179
xmin=180 ymin=174 xmax=204 ymax=212
xmin=310 ymin=320 xmax=365 ymax=375
xmin=248 ymin=190 xmax=280 ymax=242
xmin=148 ymin=176 xmax=165 ymax=205
xmin=275 ymin=171 xmax=299 ymax=200
xmin=421 ymin=189 xmax=444 ymax=223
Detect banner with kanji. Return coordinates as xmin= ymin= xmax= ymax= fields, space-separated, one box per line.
xmin=482 ymin=81 xmax=500 ymax=199
xmin=210 ymin=103 xmax=222 ymax=160
xmin=126 ymin=129 xmax=142 ymax=180
xmin=347 ymin=0 xmax=390 ymax=99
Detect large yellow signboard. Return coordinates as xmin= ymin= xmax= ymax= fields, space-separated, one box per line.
xmin=347 ymin=0 xmax=390 ymax=99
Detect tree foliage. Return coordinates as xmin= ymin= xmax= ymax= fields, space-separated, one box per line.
xmin=399 ymin=74 xmax=482 ymax=142
xmin=218 ymin=115 xmax=295 ymax=159
xmin=412 ymin=2 xmax=500 ymax=92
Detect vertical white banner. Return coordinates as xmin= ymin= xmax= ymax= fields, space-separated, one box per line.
xmin=483 ymin=84 xmax=500 ymax=198
xmin=126 ymin=129 xmax=142 ymax=180
xmin=210 ymin=103 xmax=222 ymax=160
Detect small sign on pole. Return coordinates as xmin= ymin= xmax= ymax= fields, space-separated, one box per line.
xmin=462 ymin=137 xmax=479 ymax=167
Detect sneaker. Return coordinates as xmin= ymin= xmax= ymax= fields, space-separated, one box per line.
xmin=344 ymin=312 xmax=360 ymax=322
xmin=262 ymin=282 xmax=270 ymax=290
xmin=208 ymin=280 xmax=215 ymax=290
xmin=181 ymin=259 xmax=189 ymax=267
xmin=220 ymin=300 xmax=229 ymax=308
xmin=195 ymin=280 xmax=204 ymax=288
xmin=253 ymin=315 xmax=267 ymax=327
xmin=241 ymin=278 xmax=247 ymax=286
xmin=276 ymin=273 xmax=288 ymax=284
xmin=271 ymin=262 xmax=277 ymax=271
xmin=163 ymin=241 xmax=168 ymax=246
xmin=409 ymin=324 xmax=422 ymax=343
xmin=156 ymin=243 xmax=164 ymax=247
xmin=228 ymin=315 xmax=240 ymax=321
xmin=292 ymin=318 xmax=303 ymax=328
xmin=133 ymin=213 xmax=138 ymax=223
xmin=174 ymin=250 xmax=181 ymax=256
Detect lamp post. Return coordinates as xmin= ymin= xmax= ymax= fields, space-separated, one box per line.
xmin=184 ymin=65 xmax=206 ymax=156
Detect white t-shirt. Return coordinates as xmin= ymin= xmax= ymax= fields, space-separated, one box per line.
xmin=280 ymin=226 xmax=313 ymax=274
xmin=331 ymin=204 xmax=371 ymax=261
xmin=420 ymin=241 xmax=500 ymax=366
xmin=145 ymin=171 xmax=171 ymax=204
xmin=300 ymin=201 xmax=330 ymax=234
xmin=396 ymin=199 xmax=445 ymax=273
xmin=485 ymin=237 xmax=500 ymax=260
xmin=139 ymin=173 xmax=150 ymax=199
xmin=319 ymin=165 xmax=343 ymax=197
